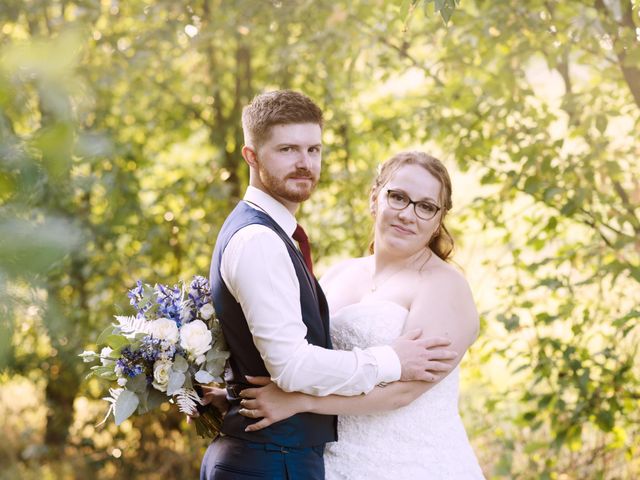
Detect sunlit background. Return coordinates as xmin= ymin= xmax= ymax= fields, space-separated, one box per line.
xmin=1 ymin=1 xmax=638 ymax=479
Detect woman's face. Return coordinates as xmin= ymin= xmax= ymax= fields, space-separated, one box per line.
xmin=372 ymin=163 xmax=443 ymax=257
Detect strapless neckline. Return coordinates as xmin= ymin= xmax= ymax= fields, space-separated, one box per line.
xmin=331 ymin=299 xmax=409 ymax=318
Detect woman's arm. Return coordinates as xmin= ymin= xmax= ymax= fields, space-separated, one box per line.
xmin=240 ymin=376 xmax=441 ymax=432
xmin=240 ymin=266 xmax=479 ymax=431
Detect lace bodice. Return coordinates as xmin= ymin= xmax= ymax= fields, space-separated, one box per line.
xmin=325 ymin=300 xmax=484 ymax=479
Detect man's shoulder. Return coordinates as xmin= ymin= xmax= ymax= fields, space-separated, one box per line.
xmin=221 ymin=221 xmax=280 ymax=250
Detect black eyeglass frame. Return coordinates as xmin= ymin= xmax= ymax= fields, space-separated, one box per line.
xmin=385 ymin=189 xmax=442 ymax=221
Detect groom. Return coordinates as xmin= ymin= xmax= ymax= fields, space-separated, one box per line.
xmin=202 ymin=90 xmax=456 ymax=479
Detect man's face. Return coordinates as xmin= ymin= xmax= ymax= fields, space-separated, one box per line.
xmin=251 ymin=123 xmax=322 ymax=209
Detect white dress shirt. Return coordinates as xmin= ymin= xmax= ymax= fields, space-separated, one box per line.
xmin=220 ymin=186 xmax=401 ymax=396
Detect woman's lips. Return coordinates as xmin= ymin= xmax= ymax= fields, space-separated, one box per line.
xmin=391 ymin=224 xmax=413 ymax=235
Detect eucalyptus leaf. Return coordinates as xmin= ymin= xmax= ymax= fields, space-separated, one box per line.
xmin=195 ymin=370 xmax=215 ymax=384
xmin=172 ymin=355 xmax=188 ymax=373
xmin=167 ymin=371 xmax=186 ymax=396
xmin=114 ymin=390 xmax=139 ymax=425
xmin=128 ymin=373 xmax=147 ymax=393
xmin=146 ymin=388 xmax=165 ymax=411
xmin=104 ymin=334 xmax=130 ymax=350
xmin=96 ymin=325 xmax=115 ymax=346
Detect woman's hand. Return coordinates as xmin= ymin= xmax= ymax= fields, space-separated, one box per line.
xmin=239 ymin=376 xmax=309 ymax=432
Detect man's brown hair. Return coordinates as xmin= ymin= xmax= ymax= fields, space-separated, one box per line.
xmin=242 ymin=90 xmax=323 ymax=149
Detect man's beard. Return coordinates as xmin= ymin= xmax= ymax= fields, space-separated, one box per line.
xmin=258 ymin=165 xmax=318 ymax=203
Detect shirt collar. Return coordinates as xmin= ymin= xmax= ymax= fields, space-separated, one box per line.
xmin=244 ymin=186 xmax=297 ymax=237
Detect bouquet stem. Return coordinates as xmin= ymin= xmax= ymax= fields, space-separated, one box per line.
xmin=194 ymin=405 xmax=224 ymax=439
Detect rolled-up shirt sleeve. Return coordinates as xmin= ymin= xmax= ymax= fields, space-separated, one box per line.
xmin=221 ymin=225 xmax=401 ymax=396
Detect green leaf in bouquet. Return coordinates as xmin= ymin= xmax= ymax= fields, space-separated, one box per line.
xmin=195 ymin=370 xmax=215 ymax=384
xmin=90 ymin=365 xmax=118 ymax=381
xmin=104 ymin=334 xmax=130 ymax=350
xmin=114 ymin=389 xmax=139 ymax=425
xmin=167 ymin=371 xmax=186 ymax=395
xmin=78 ymin=350 xmax=98 ymax=363
xmin=136 ymin=389 xmax=150 ymax=415
xmin=206 ymin=348 xmax=229 ymax=362
xmin=205 ymin=350 xmax=229 ymax=378
xmin=172 ymin=355 xmax=189 ymax=373
xmin=128 ymin=373 xmax=147 ymax=393
xmin=147 ymin=388 xmax=165 ymax=411
xmin=96 ymin=325 xmax=116 ymax=346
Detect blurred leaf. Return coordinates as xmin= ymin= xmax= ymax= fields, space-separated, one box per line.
xmin=0 ymin=216 xmax=83 ymax=276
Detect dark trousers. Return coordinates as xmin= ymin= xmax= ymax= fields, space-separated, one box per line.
xmin=200 ymin=435 xmax=325 ymax=480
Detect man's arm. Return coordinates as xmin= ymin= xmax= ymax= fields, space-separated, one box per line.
xmin=238 ymin=266 xmax=479 ymax=431
xmin=222 ymin=225 xmax=401 ymax=396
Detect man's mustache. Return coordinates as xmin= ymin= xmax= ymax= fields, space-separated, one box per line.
xmin=286 ymin=169 xmax=315 ymax=179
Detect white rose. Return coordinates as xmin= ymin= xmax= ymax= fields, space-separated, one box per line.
xmin=100 ymin=347 xmax=114 ymax=366
xmin=179 ymin=320 xmax=212 ymax=358
xmin=117 ymin=377 xmax=128 ymax=387
xmin=152 ymin=360 xmax=173 ymax=392
xmin=200 ymin=303 xmax=215 ymax=320
xmin=147 ymin=318 xmax=180 ymax=344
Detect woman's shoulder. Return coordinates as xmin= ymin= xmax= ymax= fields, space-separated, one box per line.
xmin=320 ymin=255 xmax=370 ymax=285
xmin=420 ymin=255 xmax=472 ymax=294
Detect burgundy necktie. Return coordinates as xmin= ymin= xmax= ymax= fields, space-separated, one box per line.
xmin=293 ymin=224 xmax=314 ymax=276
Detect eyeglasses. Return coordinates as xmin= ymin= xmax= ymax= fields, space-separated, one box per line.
xmin=385 ymin=189 xmax=441 ymax=221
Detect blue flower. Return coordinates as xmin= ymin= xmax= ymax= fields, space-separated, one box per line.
xmin=189 ymin=276 xmax=211 ymax=309
xmin=127 ymin=280 xmax=144 ymax=308
xmin=117 ymin=345 xmax=150 ymax=378
xmin=155 ymin=283 xmax=182 ymax=325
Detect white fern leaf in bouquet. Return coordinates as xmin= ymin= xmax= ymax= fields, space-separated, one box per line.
xmin=174 ymin=387 xmax=202 ymax=416
xmin=97 ymin=387 xmax=123 ymax=426
xmin=113 ymin=315 xmax=148 ymax=336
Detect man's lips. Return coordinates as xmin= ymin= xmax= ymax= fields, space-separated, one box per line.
xmin=287 ymin=175 xmax=314 ymax=182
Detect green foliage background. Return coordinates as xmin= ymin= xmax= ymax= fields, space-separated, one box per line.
xmin=1 ymin=0 xmax=638 ymax=478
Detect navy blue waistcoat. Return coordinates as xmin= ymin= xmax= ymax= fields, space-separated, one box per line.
xmin=209 ymin=201 xmax=337 ymax=447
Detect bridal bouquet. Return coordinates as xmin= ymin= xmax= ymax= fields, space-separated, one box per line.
xmin=80 ymin=276 xmax=229 ymax=438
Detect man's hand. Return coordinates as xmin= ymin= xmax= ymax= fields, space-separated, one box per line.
xmin=187 ymin=385 xmax=229 ymax=422
xmin=392 ymin=329 xmax=458 ymax=382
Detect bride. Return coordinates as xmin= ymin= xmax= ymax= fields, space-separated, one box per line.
xmin=237 ymin=151 xmax=485 ymax=479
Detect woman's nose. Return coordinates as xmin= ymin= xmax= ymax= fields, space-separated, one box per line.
xmin=397 ymin=205 xmax=415 ymax=222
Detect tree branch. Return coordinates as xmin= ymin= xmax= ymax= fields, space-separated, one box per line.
xmin=593 ymin=0 xmax=640 ymax=110
xmin=579 ymin=207 xmax=637 ymax=241
xmin=612 ymin=180 xmax=640 ymax=233
xmin=349 ymin=14 xmax=446 ymax=88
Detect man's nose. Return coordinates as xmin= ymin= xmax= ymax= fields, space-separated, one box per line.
xmin=295 ymin=151 xmax=313 ymax=169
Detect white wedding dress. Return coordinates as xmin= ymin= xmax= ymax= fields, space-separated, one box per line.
xmin=324 ymin=301 xmax=485 ymax=480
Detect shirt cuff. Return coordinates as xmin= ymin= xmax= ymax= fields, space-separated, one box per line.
xmin=368 ymin=345 xmax=402 ymax=384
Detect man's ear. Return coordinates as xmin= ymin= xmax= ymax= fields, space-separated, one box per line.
xmin=242 ymin=145 xmax=258 ymax=167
